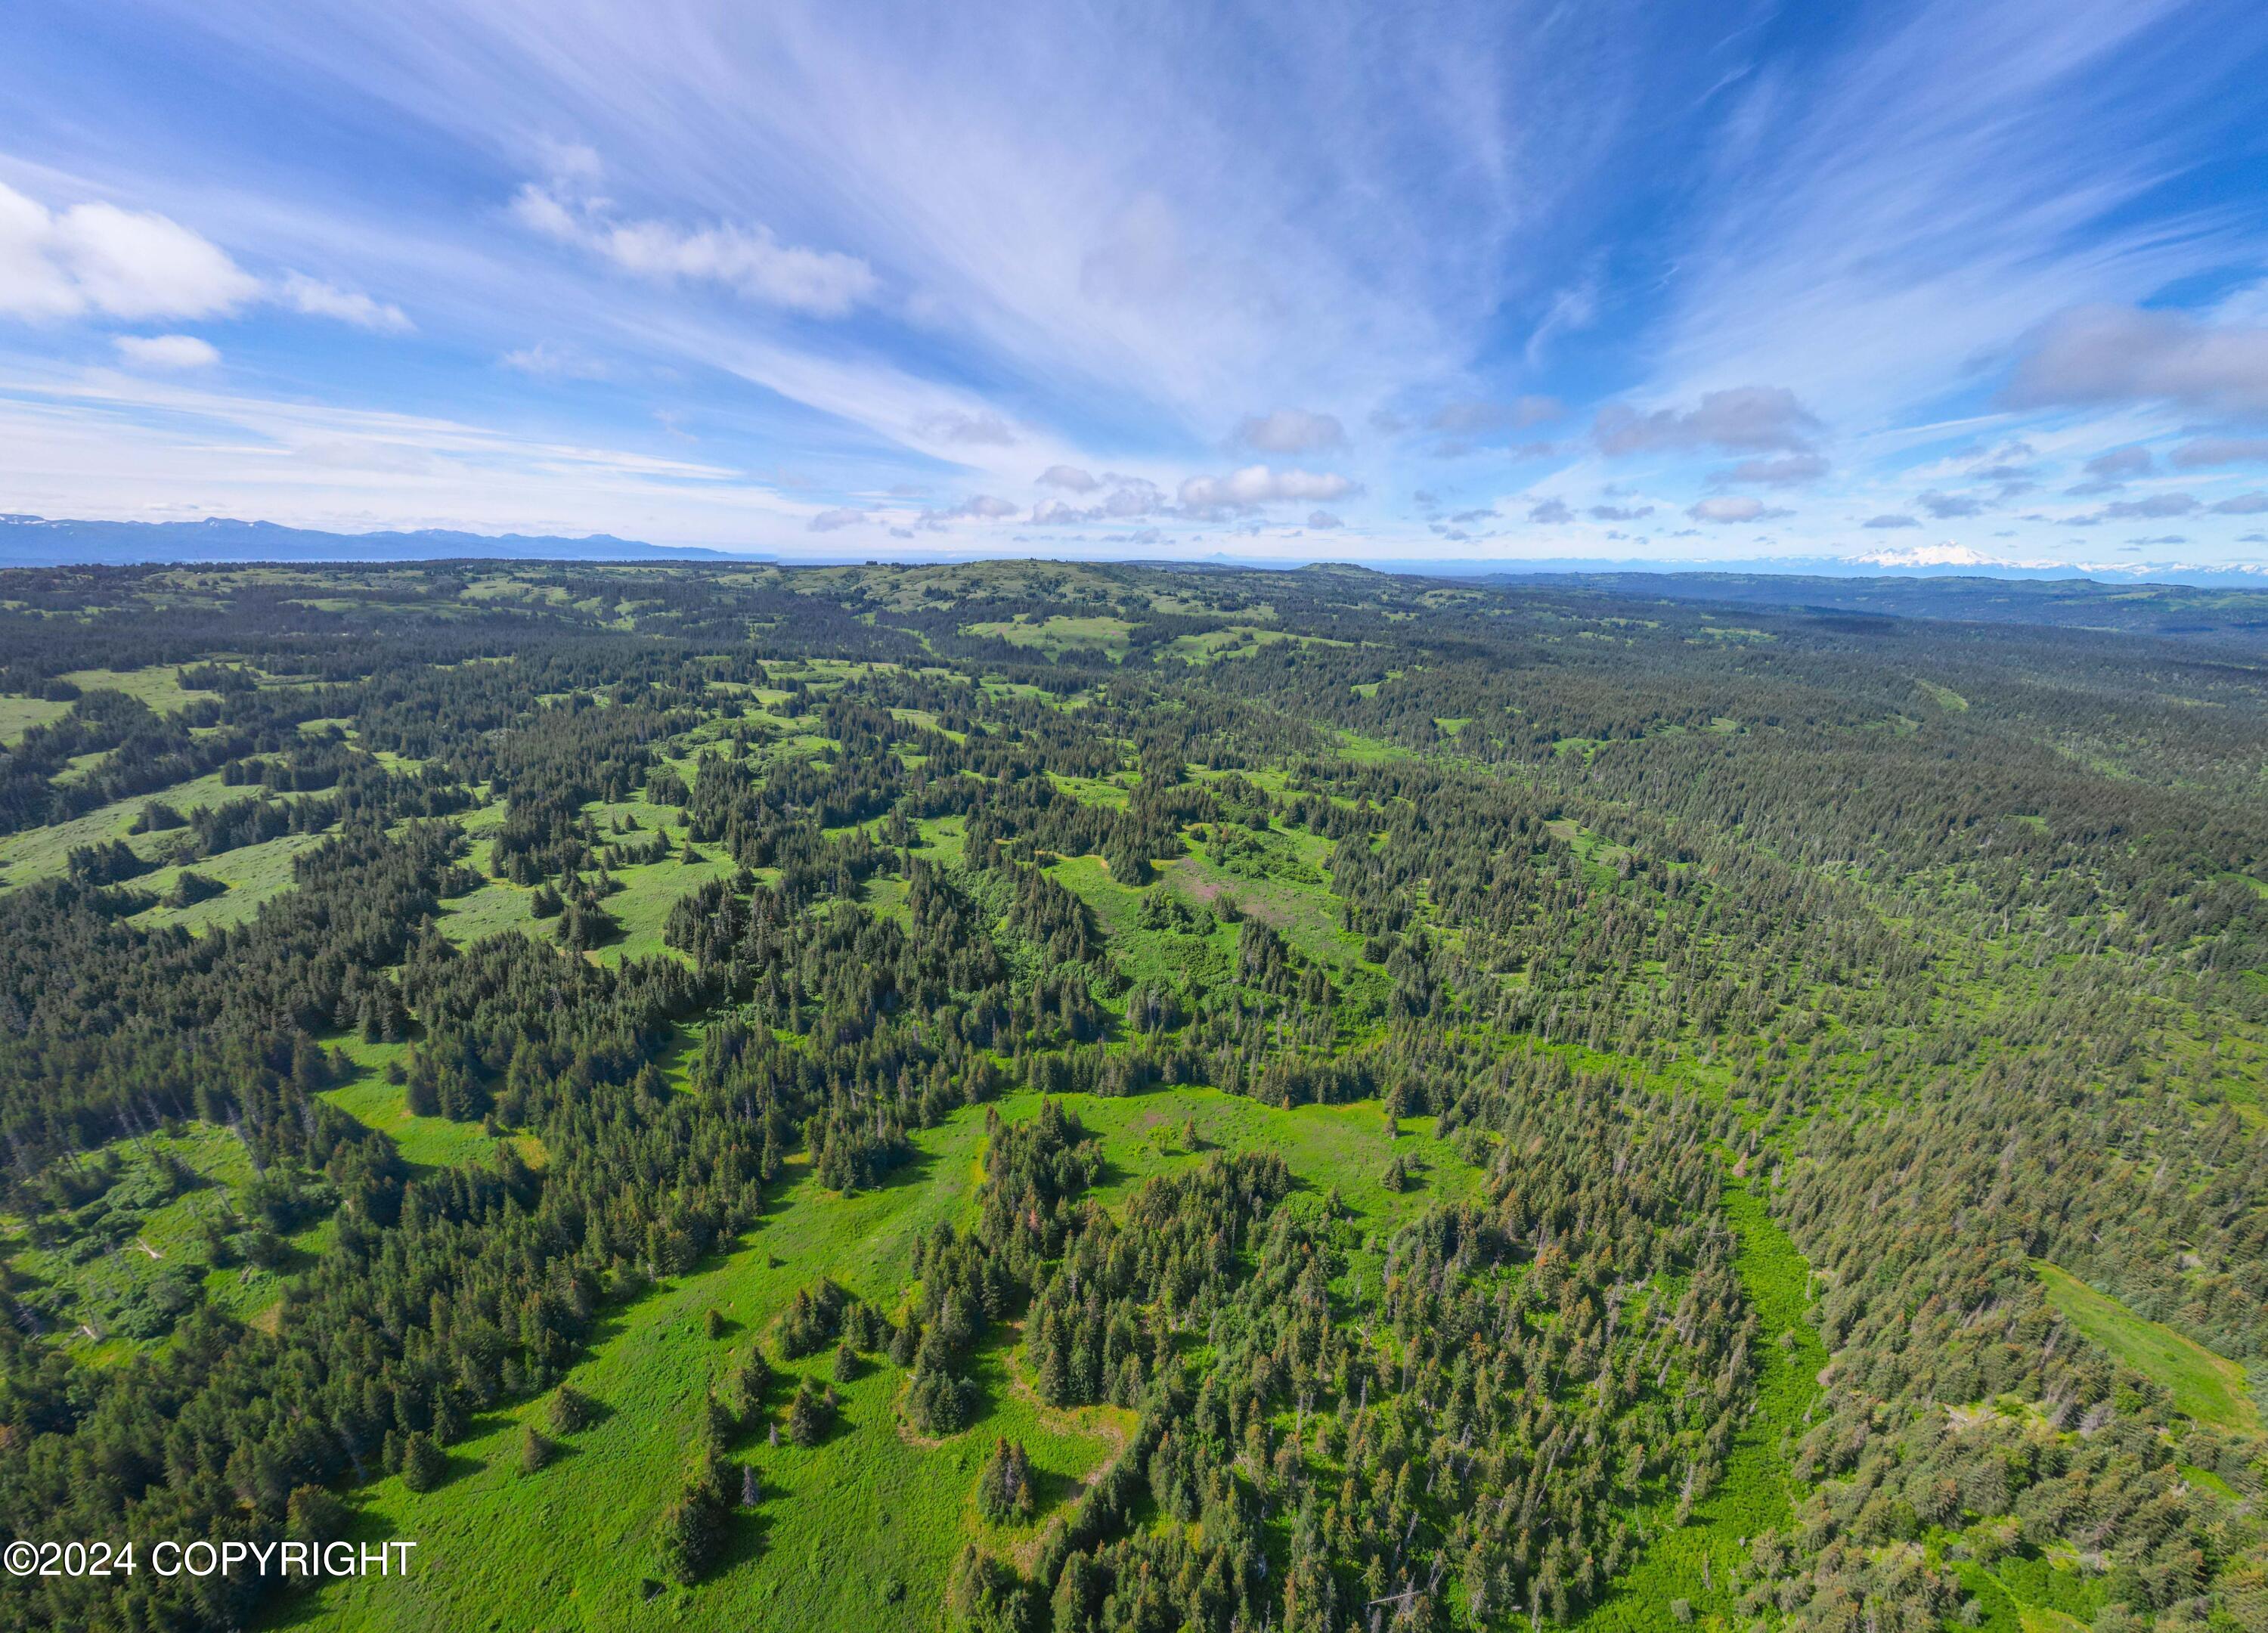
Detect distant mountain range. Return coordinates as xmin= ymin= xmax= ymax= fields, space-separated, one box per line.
xmin=0 ymin=514 xmax=752 ymax=566
xmin=1406 ymin=544 xmax=2268 ymax=588
xmin=2 ymin=513 xmax=2263 ymax=587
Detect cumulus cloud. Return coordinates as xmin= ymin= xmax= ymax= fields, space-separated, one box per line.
xmin=2170 ymin=437 xmax=2268 ymax=469
xmin=512 ymin=172 xmax=875 ymax=318
xmin=1037 ymin=464 xmax=1099 ymax=492
xmin=1306 ymin=510 xmax=1342 ymax=529
xmin=1031 ymin=498 xmax=1116 ymax=525
xmin=1916 ymin=490 xmax=1984 ymax=519
xmin=1033 ymin=477 xmax=1170 ymax=521
xmin=1176 ymin=465 xmax=1355 ymax=511
xmin=0 ymin=180 xmax=259 ymax=321
xmin=282 ymin=272 xmax=411 ymax=333
xmin=1595 ymin=386 xmax=1820 ymax=457
xmin=2003 ymin=304 xmax=2268 ymax=418
xmin=1714 ymin=452 xmax=1828 ymax=486
xmin=1588 ymin=504 xmax=1653 ymax=522
xmin=807 ymin=507 xmax=869 ymax=532
xmin=1862 ymin=513 xmax=1920 ymax=528
xmin=1687 ymin=495 xmax=1789 ymax=523
xmin=1234 ymin=407 xmax=1346 ymax=454
xmin=2210 ymin=492 xmax=2268 ymax=514
xmin=113 ymin=333 xmax=219 ymax=369
xmin=1527 ymin=497 xmax=1573 ymax=525
xmin=920 ymin=494 xmax=1017 ymax=527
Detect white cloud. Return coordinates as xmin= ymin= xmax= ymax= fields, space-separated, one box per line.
xmin=1306 ymin=510 xmax=1343 ymax=528
xmin=1687 ymin=495 xmax=1789 ymax=523
xmin=282 ymin=273 xmax=411 ymax=333
xmin=2091 ymin=492 xmax=2198 ymax=519
xmin=1862 ymin=513 xmax=1920 ymax=528
xmin=513 ymin=176 xmax=876 ymax=318
xmin=807 ymin=507 xmax=869 ymax=531
xmin=500 ymin=342 xmax=610 ymax=380
xmin=1714 ymin=452 xmax=1828 ymax=486
xmin=1642 ymin=0 xmax=2215 ymax=427
xmin=1428 ymin=395 xmax=1562 ymax=434
xmin=2084 ymin=445 xmax=2154 ymax=480
xmin=2171 ymin=437 xmax=2268 ymax=469
xmin=0 ymin=181 xmax=258 ymax=321
xmin=113 ymin=333 xmax=220 ymax=370
xmin=0 ymin=364 xmax=817 ymax=547
xmin=2003 ymin=304 xmax=2268 ymax=418
xmin=1234 ymin=408 xmax=1346 ymax=454
xmin=920 ymin=494 xmax=1018 ymax=527
xmin=1597 ymin=387 xmax=1820 ymax=456
xmin=1037 ymin=464 xmax=1099 ymax=492
xmin=923 ymin=411 xmax=1017 ymax=445
xmin=1177 ymin=465 xmax=1356 ymax=510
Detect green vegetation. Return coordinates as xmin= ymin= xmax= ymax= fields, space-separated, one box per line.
xmin=2036 ymin=1262 xmax=2258 ymax=1433
xmin=0 ymin=559 xmax=2262 ymax=1633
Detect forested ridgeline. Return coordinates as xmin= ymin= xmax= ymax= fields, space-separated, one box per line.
xmin=0 ymin=560 xmax=2260 ymax=1633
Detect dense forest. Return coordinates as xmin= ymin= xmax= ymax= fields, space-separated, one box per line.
xmin=0 ymin=558 xmax=2262 ymax=1633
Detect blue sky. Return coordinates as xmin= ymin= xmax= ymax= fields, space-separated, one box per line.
xmin=2 ymin=0 xmax=2266 ymax=567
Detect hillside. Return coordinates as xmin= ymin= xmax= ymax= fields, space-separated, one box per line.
xmin=0 ymin=560 xmax=2262 ymax=1633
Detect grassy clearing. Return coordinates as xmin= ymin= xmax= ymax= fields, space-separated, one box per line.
xmin=1579 ymin=1182 xmax=1823 ymax=1631
xmin=60 ymin=666 xmax=224 ymax=714
xmin=133 ymin=829 xmax=330 ymax=933
xmin=589 ymin=853 xmax=738 ymax=966
xmin=436 ymin=878 xmax=539 ymax=947
xmin=276 ymin=1085 xmax=1485 ymax=1631
xmin=0 ymin=770 xmax=274 ymax=888
xmin=0 ymin=693 xmax=73 ymax=746
xmin=322 ymin=1038 xmax=508 ymax=1171
xmin=0 ymin=1124 xmax=295 ymax=1357
xmin=962 ymin=615 xmax=1135 ymax=661
xmin=2034 ymin=1262 xmax=2257 ymax=1431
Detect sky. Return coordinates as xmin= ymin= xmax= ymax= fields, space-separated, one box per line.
xmin=2 ymin=0 xmax=2266 ymax=569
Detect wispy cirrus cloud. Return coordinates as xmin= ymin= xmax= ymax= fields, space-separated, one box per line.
xmin=0 ymin=0 xmax=2263 ymax=566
